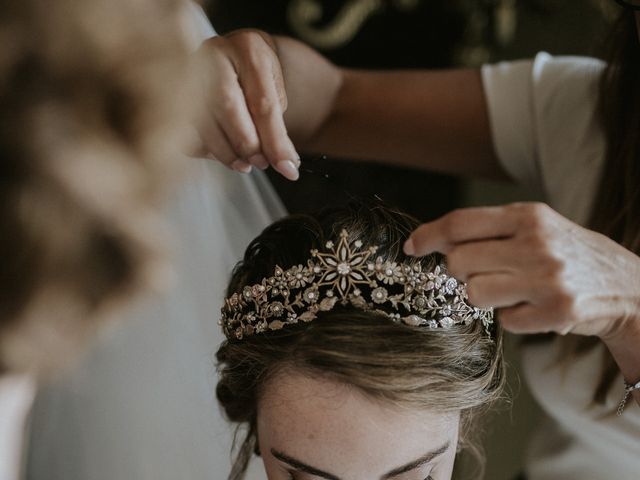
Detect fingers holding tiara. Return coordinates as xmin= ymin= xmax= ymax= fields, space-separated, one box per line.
xmin=403 ymin=204 xmax=522 ymax=256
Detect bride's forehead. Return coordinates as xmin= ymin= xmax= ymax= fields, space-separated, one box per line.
xmin=257 ymin=370 xmax=458 ymax=448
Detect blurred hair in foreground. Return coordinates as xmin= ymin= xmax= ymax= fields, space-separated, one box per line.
xmin=0 ymin=0 xmax=195 ymax=377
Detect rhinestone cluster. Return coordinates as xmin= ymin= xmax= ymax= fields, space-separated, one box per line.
xmin=221 ymin=230 xmax=494 ymax=340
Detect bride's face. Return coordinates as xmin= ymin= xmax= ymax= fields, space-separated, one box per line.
xmin=257 ymin=370 xmax=460 ymax=480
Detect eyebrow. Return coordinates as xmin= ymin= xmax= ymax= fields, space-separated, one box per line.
xmin=271 ymin=442 xmax=450 ymax=480
xmin=271 ymin=449 xmax=340 ymax=480
xmin=382 ymin=442 xmax=450 ymax=479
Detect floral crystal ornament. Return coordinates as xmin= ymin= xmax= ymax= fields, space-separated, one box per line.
xmin=220 ymin=230 xmax=494 ymax=340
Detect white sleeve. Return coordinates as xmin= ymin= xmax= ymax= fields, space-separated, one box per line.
xmin=181 ymin=1 xmax=217 ymax=49
xmin=481 ymin=53 xmax=607 ymax=222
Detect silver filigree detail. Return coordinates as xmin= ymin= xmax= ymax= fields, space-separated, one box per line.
xmin=221 ymin=229 xmax=495 ymax=340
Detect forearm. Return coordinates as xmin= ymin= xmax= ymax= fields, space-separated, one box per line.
xmin=604 ymin=317 xmax=640 ymax=406
xmin=304 ymin=68 xmax=507 ymax=180
xmin=275 ymin=35 xmax=507 ymax=180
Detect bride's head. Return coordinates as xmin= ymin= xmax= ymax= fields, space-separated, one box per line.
xmin=216 ymin=202 xmax=504 ymax=480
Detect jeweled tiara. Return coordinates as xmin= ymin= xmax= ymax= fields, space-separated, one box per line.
xmin=220 ymin=230 xmax=494 ymax=340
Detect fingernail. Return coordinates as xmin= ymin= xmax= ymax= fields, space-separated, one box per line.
xmin=403 ymin=238 xmax=415 ymax=256
xmin=231 ymin=160 xmax=252 ymax=173
xmin=276 ymin=160 xmax=299 ymax=181
xmin=247 ymin=154 xmax=269 ymax=170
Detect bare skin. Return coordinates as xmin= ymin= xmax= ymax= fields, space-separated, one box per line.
xmin=258 ymin=371 xmax=459 ymax=480
xmin=197 ymin=26 xmax=640 ymax=406
xmin=197 ymin=34 xmax=502 ymax=180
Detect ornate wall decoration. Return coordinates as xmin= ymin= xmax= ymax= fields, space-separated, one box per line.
xmin=286 ymin=0 xmax=421 ymax=50
xmin=285 ymin=0 xmax=522 ymax=65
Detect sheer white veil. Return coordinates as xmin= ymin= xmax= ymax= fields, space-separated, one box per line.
xmin=25 ymin=4 xmax=283 ymax=479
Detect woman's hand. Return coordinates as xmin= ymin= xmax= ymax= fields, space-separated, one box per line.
xmin=195 ymin=30 xmax=500 ymax=181
xmin=403 ymin=202 xmax=640 ymax=340
xmin=194 ymin=30 xmax=342 ymax=180
xmin=404 ymin=202 xmax=640 ymax=404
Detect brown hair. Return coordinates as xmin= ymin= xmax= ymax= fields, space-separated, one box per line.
xmin=0 ymin=0 xmax=193 ymax=376
xmin=560 ymin=9 xmax=640 ymax=404
xmin=596 ymin=12 xmax=640 ymax=253
xmin=216 ymin=202 xmax=505 ymax=480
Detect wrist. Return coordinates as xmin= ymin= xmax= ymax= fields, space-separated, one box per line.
xmin=600 ymin=306 xmax=640 ymax=348
xmin=274 ymin=35 xmax=343 ymax=147
xmin=602 ymin=314 xmax=640 ymax=354
xmin=603 ymin=314 xmax=640 ymax=389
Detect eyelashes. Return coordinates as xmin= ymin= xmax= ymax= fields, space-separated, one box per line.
xmin=288 ymin=471 xmax=435 ymax=479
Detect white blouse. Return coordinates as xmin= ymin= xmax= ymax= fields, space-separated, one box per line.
xmin=483 ymin=53 xmax=640 ymax=480
xmin=0 ymin=375 xmax=35 ymax=480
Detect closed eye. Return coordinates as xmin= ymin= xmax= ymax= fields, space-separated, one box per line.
xmin=274 ymin=442 xmax=449 ymax=480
